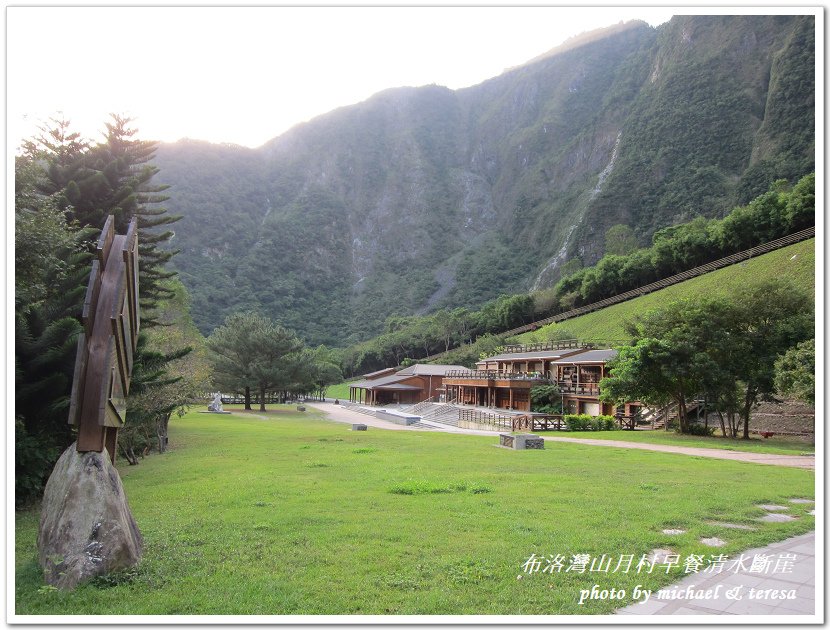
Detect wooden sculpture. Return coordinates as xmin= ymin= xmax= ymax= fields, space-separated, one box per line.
xmin=67 ymin=216 xmax=139 ymax=462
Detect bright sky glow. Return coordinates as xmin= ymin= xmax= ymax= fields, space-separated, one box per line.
xmin=7 ymin=5 xmax=678 ymax=150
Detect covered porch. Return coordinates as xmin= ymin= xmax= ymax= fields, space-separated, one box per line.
xmin=348 ymin=381 xmax=423 ymax=406
xmin=443 ymin=370 xmax=548 ymax=412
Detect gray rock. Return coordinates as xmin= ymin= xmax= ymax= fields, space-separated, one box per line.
xmin=37 ymin=443 xmax=143 ymax=589
xmin=758 ymin=513 xmax=797 ymax=523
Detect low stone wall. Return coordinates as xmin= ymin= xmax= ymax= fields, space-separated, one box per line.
xmin=374 ymin=409 xmax=420 ymax=426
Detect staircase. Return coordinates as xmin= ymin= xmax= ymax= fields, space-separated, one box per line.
xmin=342 ymin=401 xmax=456 ymax=431
xmin=635 ymin=400 xmax=701 ymax=430
xmin=406 ymin=402 xmax=461 ymax=428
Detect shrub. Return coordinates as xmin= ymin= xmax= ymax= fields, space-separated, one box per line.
xmin=685 ymin=423 xmax=716 ymax=436
xmin=563 ymin=414 xmax=619 ymax=431
xmin=564 ymin=414 xmax=590 ymax=430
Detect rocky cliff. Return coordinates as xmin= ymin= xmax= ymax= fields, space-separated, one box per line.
xmin=154 ymin=15 xmax=814 ymax=345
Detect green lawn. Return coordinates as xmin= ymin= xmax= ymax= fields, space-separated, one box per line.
xmin=15 ymin=407 xmax=814 ymax=617
xmin=542 ymin=429 xmax=814 ymax=456
xmin=323 ymin=381 xmax=355 ymax=401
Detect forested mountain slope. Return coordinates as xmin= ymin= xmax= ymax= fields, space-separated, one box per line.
xmin=154 ymin=15 xmax=814 ymax=346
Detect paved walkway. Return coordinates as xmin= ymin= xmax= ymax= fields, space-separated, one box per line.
xmin=616 ymin=531 xmax=817 ymax=617
xmin=305 ymin=402 xmax=497 ymax=436
xmin=541 ymin=436 xmax=815 ymax=469
xmin=307 ymin=402 xmax=814 ymax=469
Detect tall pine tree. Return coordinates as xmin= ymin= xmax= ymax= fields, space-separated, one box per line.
xmin=30 ymin=115 xmax=181 ymax=324
xmin=17 ymin=116 xmax=191 ymax=491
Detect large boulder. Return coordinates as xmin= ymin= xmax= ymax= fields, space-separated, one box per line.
xmin=37 ymin=443 xmax=143 ymax=589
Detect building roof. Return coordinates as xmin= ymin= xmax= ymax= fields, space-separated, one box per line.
xmin=352 ymin=363 xmax=467 ymax=390
xmin=350 ymin=373 xmax=408 ymax=390
xmin=477 ymin=348 xmax=591 ymax=363
xmin=370 ymin=383 xmax=423 ymax=391
xmin=361 ymin=367 xmax=398 ymax=380
xmin=396 ymin=363 xmax=467 ymax=376
xmin=550 ymin=349 xmax=618 ymax=364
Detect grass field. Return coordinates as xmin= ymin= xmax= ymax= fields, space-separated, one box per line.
xmin=15 ymin=407 xmax=814 ymax=617
xmin=323 ymin=381 xmax=355 ymax=401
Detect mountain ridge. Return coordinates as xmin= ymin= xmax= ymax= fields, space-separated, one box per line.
xmin=154 ymin=14 xmax=814 ymax=346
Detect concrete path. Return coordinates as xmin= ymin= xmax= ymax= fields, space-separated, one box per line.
xmin=541 ymin=436 xmax=815 ymax=469
xmin=616 ymin=531 xmax=818 ymax=617
xmin=305 ymin=402 xmax=497 ymax=436
xmin=307 ymin=402 xmax=814 ymax=469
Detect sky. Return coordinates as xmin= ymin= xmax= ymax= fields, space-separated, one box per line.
xmin=7 ymin=5 xmax=680 ymax=150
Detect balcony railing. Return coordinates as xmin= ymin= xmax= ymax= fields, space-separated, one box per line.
xmin=445 ymin=370 xmax=550 ymax=383
xmin=557 ymin=381 xmax=600 ymax=396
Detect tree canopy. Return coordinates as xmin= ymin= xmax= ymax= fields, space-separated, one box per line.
xmin=207 ymin=312 xmax=341 ymax=410
xmin=774 ymin=339 xmax=815 ymax=406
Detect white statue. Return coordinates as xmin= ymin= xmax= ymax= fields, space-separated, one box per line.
xmin=208 ymin=392 xmax=223 ymax=413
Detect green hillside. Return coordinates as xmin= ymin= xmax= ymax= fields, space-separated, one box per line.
xmin=513 ymin=238 xmax=815 ymax=345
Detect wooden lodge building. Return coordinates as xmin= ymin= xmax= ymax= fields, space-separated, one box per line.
xmin=348 ymin=342 xmax=632 ymax=417
xmin=348 ymin=363 xmax=467 ymax=406
xmin=443 ymin=343 xmax=621 ymax=415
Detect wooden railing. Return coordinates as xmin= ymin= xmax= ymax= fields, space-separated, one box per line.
xmin=502 ymin=339 xmax=585 ymax=353
xmin=557 ymin=381 xmax=600 ymax=396
xmin=206 ymin=391 xmax=284 ymax=405
xmin=445 ymin=370 xmax=549 ymax=382
xmin=511 ymin=414 xmax=565 ymax=431
xmin=458 ymin=408 xmax=514 ymax=429
xmin=458 ymin=409 xmax=566 ymax=432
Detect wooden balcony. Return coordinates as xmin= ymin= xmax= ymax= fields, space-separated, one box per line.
xmin=444 ymin=369 xmax=550 ymax=384
xmin=557 ymin=381 xmax=600 ymax=396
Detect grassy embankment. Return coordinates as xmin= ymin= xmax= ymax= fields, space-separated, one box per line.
xmin=323 ymin=381 xmax=354 ymax=401
xmin=516 ymin=238 xmax=814 ymax=344
xmin=16 ymin=407 xmax=813 ymax=616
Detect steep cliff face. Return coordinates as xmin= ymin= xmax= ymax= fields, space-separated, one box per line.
xmin=155 ymin=15 xmax=814 ymax=345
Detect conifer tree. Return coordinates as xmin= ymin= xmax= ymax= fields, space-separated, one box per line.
xmin=29 ymin=115 xmax=181 ymax=324
xmin=14 ymin=150 xmax=96 ymax=504
xmin=16 ymin=116 xmax=192 ymax=492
